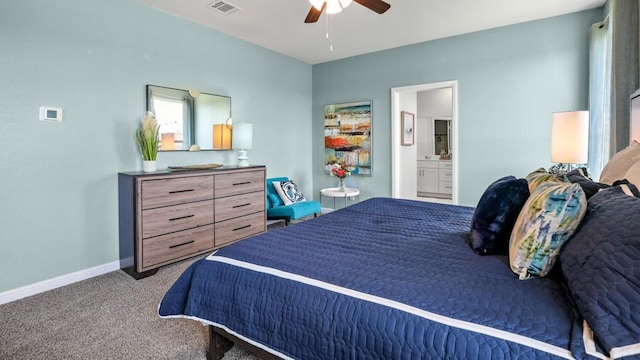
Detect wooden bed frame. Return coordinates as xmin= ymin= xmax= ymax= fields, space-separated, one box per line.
xmin=208 ymin=325 xmax=281 ymax=360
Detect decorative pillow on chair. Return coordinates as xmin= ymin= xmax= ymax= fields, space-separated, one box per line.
xmin=469 ymin=176 xmax=530 ymax=255
xmin=525 ymin=168 xmax=563 ymax=194
xmin=599 ymin=140 xmax=640 ymax=185
xmin=509 ymin=181 xmax=587 ymax=280
xmin=560 ymin=182 xmax=640 ymax=357
xmin=566 ymin=167 xmax=609 ymax=199
xmin=272 ymin=180 xmax=306 ymax=205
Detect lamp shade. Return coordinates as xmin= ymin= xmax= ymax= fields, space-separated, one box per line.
xmin=212 ymin=124 xmax=232 ymax=149
xmin=232 ymin=123 xmax=253 ymax=150
xmin=551 ymin=111 xmax=589 ymax=164
xmin=161 ymin=133 xmax=175 ymax=150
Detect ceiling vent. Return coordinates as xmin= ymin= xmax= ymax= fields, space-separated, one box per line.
xmin=208 ymin=1 xmax=242 ymax=15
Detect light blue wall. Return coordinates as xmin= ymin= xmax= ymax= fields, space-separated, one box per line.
xmin=312 ymin=9 xmax=603 ymax=206
xmin=0 ymin=0 xmax=312 ymax=292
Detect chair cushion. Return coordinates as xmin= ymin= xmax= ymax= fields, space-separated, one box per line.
xmin=266 ymin=194 xmax=282 ymax=209
xmin=469 ymin=176 xmax=530 ymax=255
xmin=267 ymin=200 xmax=321 ymax=220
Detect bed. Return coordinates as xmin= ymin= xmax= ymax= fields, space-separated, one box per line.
xmin=158 ymin=182 xmax=640 ymax=360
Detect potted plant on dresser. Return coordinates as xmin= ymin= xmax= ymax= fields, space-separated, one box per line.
xmin=136 ymin=112 xmax=160 ymax=172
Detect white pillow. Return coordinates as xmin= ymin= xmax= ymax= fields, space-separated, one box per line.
xmin=599 ymin=141 xmax=640 ymax=185
xmin=272 ymin=180 xmax=306 ymax=206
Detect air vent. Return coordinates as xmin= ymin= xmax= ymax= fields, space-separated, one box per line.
xmin=208 ymin=1 xmax=242 ymax=15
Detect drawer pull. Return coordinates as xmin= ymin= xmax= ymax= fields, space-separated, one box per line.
xmin=232 ymin=181 xmax=251 ymax=186
xmin=233 ymin=224 xmax=251 ymax=232
xmin=169 ymin=240 xmax=195 ymax=249
xmin=169 ymin=189 xmax=195 ymax=194
xmin=169 ymin=214 xmax=195 ymax=221
xmin=232 ymin=203 xmax=251 ymax=209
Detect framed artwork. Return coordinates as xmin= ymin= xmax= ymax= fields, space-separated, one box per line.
xmin=401 ymin=111 xmax=415 ymax=146
xmin=324 ymin=100 xmax=372 ymax=176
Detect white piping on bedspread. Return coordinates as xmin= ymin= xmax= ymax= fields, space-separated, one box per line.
xmin=583 ymin=320 xmax=640 ymax=359
xmin=211 ymin=255 xmax=575 ymax=360
xmin=158 ymin=312 xmax=294 ymax=360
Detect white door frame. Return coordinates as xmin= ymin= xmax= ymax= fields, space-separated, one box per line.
xmin=390 ymin=81 xmax=459 ymax=204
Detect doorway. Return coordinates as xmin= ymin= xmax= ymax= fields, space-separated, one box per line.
xmin=390 ymin=81 xmax=458 ymax=204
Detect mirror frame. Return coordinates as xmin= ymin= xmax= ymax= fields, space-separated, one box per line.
xmin=146 ymin=84 xmax=232 ymax=151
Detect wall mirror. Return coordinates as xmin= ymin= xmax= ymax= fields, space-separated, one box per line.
xmin=146 ymin=85 xmax=231 ymax=151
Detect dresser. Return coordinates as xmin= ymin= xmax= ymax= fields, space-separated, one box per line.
xmin=118 ymin=166 xmax=266 ymax=279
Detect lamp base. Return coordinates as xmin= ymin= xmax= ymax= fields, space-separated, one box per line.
xmin=237 ymin=149 xmax=249 ymax=167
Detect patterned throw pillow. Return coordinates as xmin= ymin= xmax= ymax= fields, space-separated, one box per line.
xmin=272 ymin=180 xmax=306 ymax=206
xmin=525 ymin=168 xmax=563 ymax=194
xmin=469 ymin=176 xmax=530 ymax=255
xmin=560 ymin=183 xmax=640 ymax=357
xmin=509 ymin=181 xmax=587 ymax=280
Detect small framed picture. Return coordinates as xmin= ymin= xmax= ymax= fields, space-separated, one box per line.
xmin=401 ymin=111 xmax=414 ymax=146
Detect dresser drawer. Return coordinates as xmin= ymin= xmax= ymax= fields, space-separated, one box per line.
xmin=439 ymin=168 xmax=452 ymax=180
xmin=215 ymin=212 xmax=265 ymax=246
xmin=215 ymin=170 xmax=265 ymax=198
xmin=141 ymin=175 xmax=214 ymax=209
xmin=417 ymin=160 xmax=439 ymax=169
xmin=142 ymin=200 xmax=214 ymax=239
xmin=439 ymin=161 xmax=452 ymax=169
xmin=215 ymin=191 xmax=265 ymax=222
xmin=141 ymin=224 xmax=214 ymax=269
xmin=439 ymin=181 xmax=453 ymax=194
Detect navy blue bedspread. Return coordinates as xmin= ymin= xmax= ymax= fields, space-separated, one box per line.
xmin=159 ymin=198 xmax=589 ymax=359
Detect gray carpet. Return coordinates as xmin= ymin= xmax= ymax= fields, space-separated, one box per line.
xmin=0 ymin=255 xmax=261 ymax=360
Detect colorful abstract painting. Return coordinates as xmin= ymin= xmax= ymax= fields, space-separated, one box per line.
xmin=324 ymin=101 xmax=372 ymax=175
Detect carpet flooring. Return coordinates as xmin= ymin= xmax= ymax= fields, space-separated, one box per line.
xmin=0 ymin=255 xmax=261 ymax=360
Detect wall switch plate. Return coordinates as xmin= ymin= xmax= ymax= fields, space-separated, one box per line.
xmin=39 ymin=107 xmax=62 ymax=122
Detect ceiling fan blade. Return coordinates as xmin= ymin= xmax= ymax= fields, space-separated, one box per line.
xmin=353 ymin=0 xmax=390 ymax=14
xmin=304 ymin=3 xmax=326 ymax=23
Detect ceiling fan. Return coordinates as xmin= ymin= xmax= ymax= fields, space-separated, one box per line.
xmin=304 ymin=0 xmax=391 ymax=23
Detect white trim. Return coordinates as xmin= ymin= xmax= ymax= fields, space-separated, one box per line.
xmin=0 ymin=261 xmax=120 ymax=305
xmin=583 ymin=320 xmax=610 ymax=359
xmin=159 ymin=313 xmax=294 ymax=360
xmin=584 ymin=319 xmax=640 ymax=359
xmin=209 ymin=255 xmax=574 ymax=359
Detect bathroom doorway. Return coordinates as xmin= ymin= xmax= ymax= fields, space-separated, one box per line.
xmin=390 ymin=81 xmax=458 ymax=204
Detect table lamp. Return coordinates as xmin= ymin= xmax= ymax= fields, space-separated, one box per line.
xmin=551 ymin=111 xmax=589 ymax=174
xmin=232 ymin=123 xmax=253 ymax=167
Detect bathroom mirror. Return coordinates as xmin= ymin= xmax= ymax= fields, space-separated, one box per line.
xmin=146 ymin=85 xmax=231 ymax=151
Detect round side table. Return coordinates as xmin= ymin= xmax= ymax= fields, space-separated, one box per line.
xmin=320 ymin=187 xmax=360 ymax=210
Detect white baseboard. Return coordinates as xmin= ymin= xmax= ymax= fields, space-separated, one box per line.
xmin=0 ymin=261 xmax=121 ymax=305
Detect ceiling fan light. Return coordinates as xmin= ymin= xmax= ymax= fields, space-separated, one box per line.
xmin=325 ymin=0 xmax=343 ymax=14
xmin=309 ymin=0 xmax=325 ymax=11
xmin=339 ymin=0 xmax=352 ymax=8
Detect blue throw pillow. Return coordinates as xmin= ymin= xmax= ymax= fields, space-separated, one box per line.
xmin=560 ymin=182 xmax=640 ymax=357
xmin=469 ymin=176 xmax=530 ymax=255
xmin=566 ymin=167 xmax=609 ymax=199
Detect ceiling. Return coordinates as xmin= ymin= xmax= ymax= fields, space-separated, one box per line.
xmin=138 ymin=0 xmax=605 ymax=65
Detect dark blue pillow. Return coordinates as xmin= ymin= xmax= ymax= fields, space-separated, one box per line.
xmin=566 ymin=167 xmax=609 ymax=199
xmin=469 ymin=176 xmax=530 ymax=255
xmin=560 ymin=182 xmax=640 ymax=357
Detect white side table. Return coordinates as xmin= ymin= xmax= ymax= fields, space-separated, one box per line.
xmin=320 ymin=187 xmax=360 ymax=210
